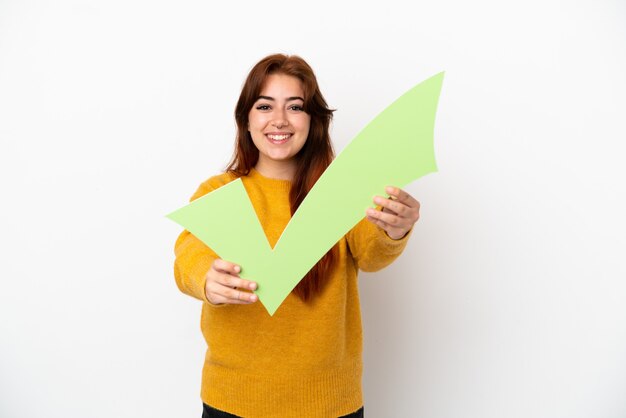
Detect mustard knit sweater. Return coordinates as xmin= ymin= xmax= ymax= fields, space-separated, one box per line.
xmin=173 ymin=168 xmax=411 ymax=418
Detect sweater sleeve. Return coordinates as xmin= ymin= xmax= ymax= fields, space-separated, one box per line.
xmin=345 ymin=216 xmax=413 ymax=272
xmin=173 ymin=175 xmax=231 ymax=303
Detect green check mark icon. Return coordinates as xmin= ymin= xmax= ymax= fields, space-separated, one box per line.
xmin=167 ymin=72 xmax=444 ymax=315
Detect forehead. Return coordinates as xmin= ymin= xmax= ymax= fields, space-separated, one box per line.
xmin=259 ymin=73 xmax=305 ymax=98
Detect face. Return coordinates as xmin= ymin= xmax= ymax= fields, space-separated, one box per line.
xmin=248 ymin=73 xmax=311 ymax=177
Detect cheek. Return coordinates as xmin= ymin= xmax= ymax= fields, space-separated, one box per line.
xmin=298 ymin=116 xmax=311 ymax=135
xmin=248 ymin=112 xmax=267 ymax=131
xmin=248 ymin=118 xmax=259 ymax=131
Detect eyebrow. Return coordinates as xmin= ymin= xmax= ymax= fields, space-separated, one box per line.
xmin=257 ymin=95 xmax=304 ymax=102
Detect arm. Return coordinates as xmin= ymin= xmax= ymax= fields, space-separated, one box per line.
xmin=174 ymin=229 xmax=217 ymax=303
xmin=173 ymin=179 xmax=221 ymax=303
xmin=347 ymin=186 xmax=420 ymax=272
xmin=173 ymin=175 xmax=258 ymax=305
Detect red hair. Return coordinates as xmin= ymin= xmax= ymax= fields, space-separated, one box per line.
xmin=226 ymin=54 xmax=337 ymax=302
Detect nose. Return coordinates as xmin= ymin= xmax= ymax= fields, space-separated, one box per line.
xmin=271 ymin=109 xmax=289 ymax=129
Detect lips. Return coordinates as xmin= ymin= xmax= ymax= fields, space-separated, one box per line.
xmin=266 ymin=133 xmax=292 ymax=144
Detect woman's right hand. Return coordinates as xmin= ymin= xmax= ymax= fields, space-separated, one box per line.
xmin=205 ymin=259 xmax=258 ymax=305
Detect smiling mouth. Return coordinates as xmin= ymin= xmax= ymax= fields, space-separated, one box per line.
xmin=266 ymin=134 xmax=292 ymax=143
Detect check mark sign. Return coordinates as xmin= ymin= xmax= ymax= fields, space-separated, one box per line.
xmin=167 ymin=72 xmax=444 ymax=315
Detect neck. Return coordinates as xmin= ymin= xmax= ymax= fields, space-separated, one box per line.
xmin=254 ymin=160 xmax=296 ymax=181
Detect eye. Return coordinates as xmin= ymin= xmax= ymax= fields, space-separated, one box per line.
xmin=289 ymin=104 xmax=304 ymax=111
xmin=256 ymin=104 xmax=271 ymax=111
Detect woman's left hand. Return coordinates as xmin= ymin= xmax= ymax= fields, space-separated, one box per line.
xmin=366 ymin=186 xmax=421 ymax=240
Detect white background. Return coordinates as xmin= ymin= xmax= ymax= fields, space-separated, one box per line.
xmin=1 ymin=1 xmax=625 ymax=417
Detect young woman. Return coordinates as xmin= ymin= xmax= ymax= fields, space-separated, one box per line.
xmin=173 ymin=54 xmax=421 ymax=418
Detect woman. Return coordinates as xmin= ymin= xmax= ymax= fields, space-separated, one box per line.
xmin=173 ymin=54 xmax=421 ymax=418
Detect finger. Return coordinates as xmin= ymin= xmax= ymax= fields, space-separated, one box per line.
xmin=222 ymin=286 xmax=258 ymax=304
xmin=366 ymin=215 xmax=404 ymax=236
xmin=213 ymin=259 xmax=241 ymax=275
xmin=366 ymin=215 xmax=391 ymax=231
xmin=366 ymin=215 xmax=410 ymax=240
xmin=209 ymin=292 xmax=255 ymax=305
xmin=366 ymin=207 xmax=411 ymax=228
xmin=207 ymin=281 xmax=258 ymax=304
xmin=385 ymin=186 xmax=420 ymax=209
xmin=374 ymin=195 xmax=407 ymax=216
xmin=211 ymin=260 xmax=258 ymax=290
xmin=214 ymin=270 xmax=258 ymax=291
xmin=381 ymin=207 xmax=398 ymax=215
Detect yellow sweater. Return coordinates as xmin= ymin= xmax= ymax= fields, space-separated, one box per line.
xmin=173 ymin=168 xmax=411 ymax=418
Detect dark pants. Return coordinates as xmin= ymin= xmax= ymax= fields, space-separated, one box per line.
xmin=202 ymin=403 xmax=364 ymax=417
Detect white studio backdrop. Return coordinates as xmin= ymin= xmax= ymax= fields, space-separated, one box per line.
xmin=1 ymin=0 xmax=625 ymax=417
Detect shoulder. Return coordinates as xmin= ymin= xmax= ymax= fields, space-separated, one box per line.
xmin=189 ymin=171 xmax=239 ymax=202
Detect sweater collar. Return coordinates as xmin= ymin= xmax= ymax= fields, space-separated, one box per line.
xmin=249 ymin=167 xmax=292 ymax=192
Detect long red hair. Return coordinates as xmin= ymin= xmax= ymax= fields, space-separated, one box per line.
xmin=226 ymin=53 xmax=337 ymax=302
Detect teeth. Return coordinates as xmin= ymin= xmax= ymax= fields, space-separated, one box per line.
xmin=267 ymin=134 xmax=290 ymax=140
